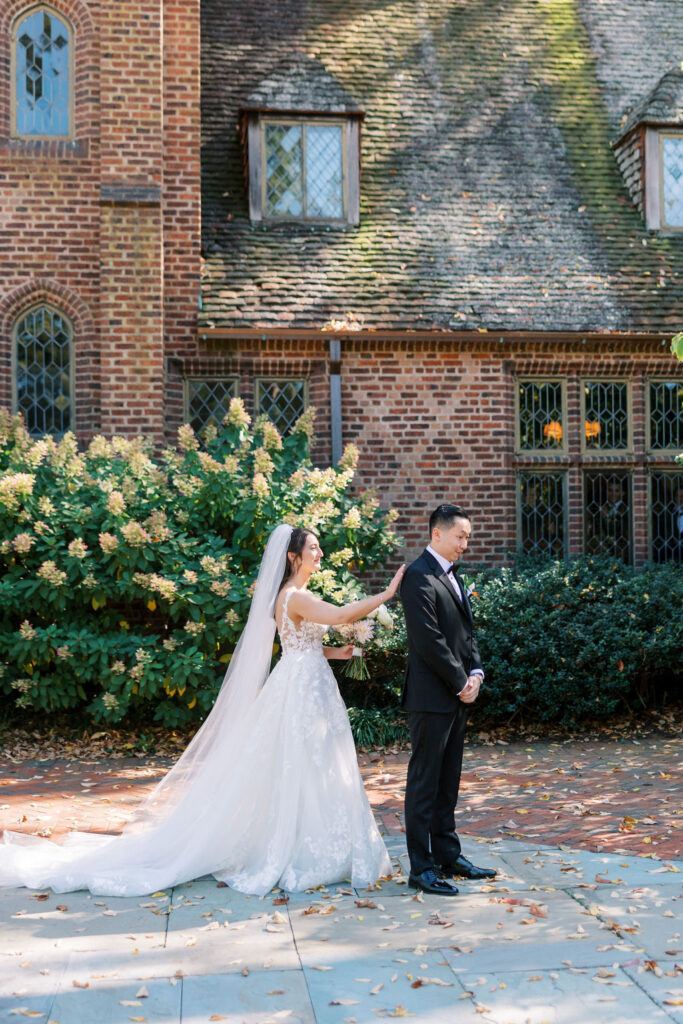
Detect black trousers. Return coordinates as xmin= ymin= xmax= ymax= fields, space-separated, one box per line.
xmin=404 ymin=705 xmax=469 ymax=876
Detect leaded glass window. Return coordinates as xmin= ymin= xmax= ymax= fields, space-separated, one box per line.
xmin=14 ymin=8 xmax=70 ymax=137
xmin=256 ymin=379 xmax=306 ymax=435
xmin=517 ymin=380 xmax=564 ymax=451
xmin=661 ymin=134 xmax=683 ymax=229
xmin=582 ymin=380 xmax=630 ymax=451
xmin=649 ymin=379 xmax=683 ymax=451
xmin=14 ymin=305 xmax=72 ymax=436
xmin=584 ymin=471 xmax=632 ymax=563
xmin=264 ymin=121 xmax=344 ymax=220
xmin=187 ymin=378 xmax=238 ymax=435
xmin=650 ymin=472 xmax=683 ymax=564
xmin=518 ymin=473 xmax=566 ymax=557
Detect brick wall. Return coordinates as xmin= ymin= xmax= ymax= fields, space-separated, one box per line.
xmin=0 ymin=0 xmax=200 ymax=442
xmin=204 ymin=334 xmax=682 ymax=568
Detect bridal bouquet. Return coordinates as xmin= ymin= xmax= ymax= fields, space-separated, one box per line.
xmin=336 ymin=603 xmax=394 ymax=680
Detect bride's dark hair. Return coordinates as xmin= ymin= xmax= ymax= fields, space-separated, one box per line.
xmin=278 ymin=527 xmax=318 ymax=592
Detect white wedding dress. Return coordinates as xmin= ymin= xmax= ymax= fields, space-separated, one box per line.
xmin=0 ymin=541 xmax=391 ymax=896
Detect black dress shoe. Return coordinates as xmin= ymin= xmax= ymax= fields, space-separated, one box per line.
xmin=408 ymin=868 xmax=459 ymax=896
xmin=439 ymin=855 xmax=497 ymax=881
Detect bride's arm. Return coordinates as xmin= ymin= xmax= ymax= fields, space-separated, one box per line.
xmin=288 ymin=564 xmax=405 ymax=625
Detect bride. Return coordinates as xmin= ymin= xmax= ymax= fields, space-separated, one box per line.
xmin=0 ymin=524 xmax=404 ymax=897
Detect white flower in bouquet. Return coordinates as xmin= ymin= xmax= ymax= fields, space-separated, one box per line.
xmin=353 ymin=619 xmax=375 ymax=645
xmin=334 ymin=623 xmax=355 ymax=642
xmin=376 ymin=603 xmax=394 ymax=630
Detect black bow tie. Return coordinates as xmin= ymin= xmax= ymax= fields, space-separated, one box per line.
xmin=445 ymin=562 xmax=460 ymax=576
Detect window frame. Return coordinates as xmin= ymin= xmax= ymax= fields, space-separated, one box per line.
xmin=648 ymin=468 xmax=683 ymax=563
xmin=11 ymin=301 xmax=75 ymax=437
xmin=516 ymin=469 xmax=568 ymax=559
xmin=514 ymin=377 xmax=568 ymax=455
xmin=10 ymin=4 xmax=74 ymax=140
xmin=580 ymin=377 xmax=633 ymax=456
xmin=659 ymin=130 xmax=683 ymax=231
xmin=646 ymin=376 xmax=683 ymax=453
xmin=582 ymin=468 xmax=634 ymax=565
xmin=255 ymin=376 xmax=308 ymax=434
xmin=184 ymin=376 xmax=240 ymax=433
xmin=645 ymin=127 xmax=683 ymax=232
xmin=260 ymin=117 xmax=348 ymax=223
xmin=246 ymin=111 xmax=360 ymax=226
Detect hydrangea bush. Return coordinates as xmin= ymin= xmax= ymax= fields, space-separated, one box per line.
xmin=0 ymin=404 xmax=399 ymax=727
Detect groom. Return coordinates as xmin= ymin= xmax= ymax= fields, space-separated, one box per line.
xmin=400 ymin=503 xmax=496 ymax=896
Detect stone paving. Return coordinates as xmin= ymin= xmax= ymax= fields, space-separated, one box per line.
xmin=0 ymin=736 xmax=681 ymax=1023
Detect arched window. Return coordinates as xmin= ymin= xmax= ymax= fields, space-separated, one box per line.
xmin=13 ymin=305 xmax=73 ymax=436
xmin=13 ymin=6 xmax=71 ymax=137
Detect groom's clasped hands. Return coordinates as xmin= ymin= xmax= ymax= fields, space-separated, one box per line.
xmin=458 ymin=674 xmax=482 ymax=704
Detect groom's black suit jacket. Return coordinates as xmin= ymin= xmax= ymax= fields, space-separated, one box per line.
xmin=400 ymin=549 xmax=483 ymax=713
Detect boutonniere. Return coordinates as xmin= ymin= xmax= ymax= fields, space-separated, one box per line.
xmin=461 ymin=573 xmax=479 ymax=600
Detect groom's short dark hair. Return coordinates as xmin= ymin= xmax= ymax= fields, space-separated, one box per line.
xmin=429 ymin=503 xmax=470 ymax=536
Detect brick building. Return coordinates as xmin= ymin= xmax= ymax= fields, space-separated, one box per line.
xmin=0 ymin=0 xmax=200 ymax=439
xmin=1 ymin=0 xmax=682 ymax=566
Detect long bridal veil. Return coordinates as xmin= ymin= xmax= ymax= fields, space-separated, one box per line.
xmin=0 ymin=524 xmax=294 ymax=895
xmin=125 ymin=522 xmax=293 ymax=831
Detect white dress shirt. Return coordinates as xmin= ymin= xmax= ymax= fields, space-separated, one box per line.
xmin=426 ymin=545 xmax=484 ymax=680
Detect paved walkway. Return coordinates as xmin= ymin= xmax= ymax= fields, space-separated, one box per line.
xmin=1 ymin=737 xmax=680 ymax=859
xmin=0 ymin=736 xmax=681 ymax=1024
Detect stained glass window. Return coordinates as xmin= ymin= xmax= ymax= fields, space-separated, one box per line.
xmin=187 ymin=379 xmax=238 ymax=435
xmin=264 ymin=121 xmax=344 ymax=219
xmin=662 ymin=135 xmax=683 ymax=229
xmin=256 ymin=379 xmax=306 ymax=434
xmin=14 ymin=305 xmax=72 ymax=436
xmin=650 ymin=472 xmax=683 ymax=564
xmin=584 ymin=471 xmax=632 ymax=563
xmin=15 ymin=8 xmax=70 ymax=137
xmin=518 ymin=473 xmax=566 ymax=557
xmin=649 ymin=380 xmax=683 ymax=451
xmin=517 ymin=380 xmax=564 ymax=451
xmin=583 ymin=381 xmax=629 ymax=451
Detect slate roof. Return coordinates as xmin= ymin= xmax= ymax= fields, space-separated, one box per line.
xmin=241 ymin=52 xmax=363 ymax=114
xmin=200 ymin=0 xmax=683 ymax=334
xmin=616 ymin=69 xmax=683 ymax=143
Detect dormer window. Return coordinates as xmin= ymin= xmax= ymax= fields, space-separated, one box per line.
xmin=612 ymin=69 xmax=683 ymax=232
xmin=264 ymin=119 xmax=345 ymax=220
xmin=661 ymin=133 xmax=683 ymax=229
xmin=240 ymin=53 xmax=363 ymax=227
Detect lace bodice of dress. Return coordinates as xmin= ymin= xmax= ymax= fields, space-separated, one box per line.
xmin=278 ymin=588 xmax=327 ymax=654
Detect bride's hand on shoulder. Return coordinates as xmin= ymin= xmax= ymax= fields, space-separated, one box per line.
xmin=384 ymin=564 xmax=406 ymax=601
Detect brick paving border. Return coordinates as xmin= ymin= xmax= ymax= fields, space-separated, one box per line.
xmin=0 ymin=735 xmax=680 ymax=861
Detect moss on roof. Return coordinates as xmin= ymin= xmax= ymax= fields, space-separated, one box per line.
xmin=201 ymin=0 xmax=683 ymax=333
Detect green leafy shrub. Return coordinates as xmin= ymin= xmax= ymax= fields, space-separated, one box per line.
xmin=471 ymin=557 xmax=683 ymax=725
xmin=342 ymin=557 xmax=682 ymax=743
xmin=0 ymin=406 xmax=399 ymax=727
